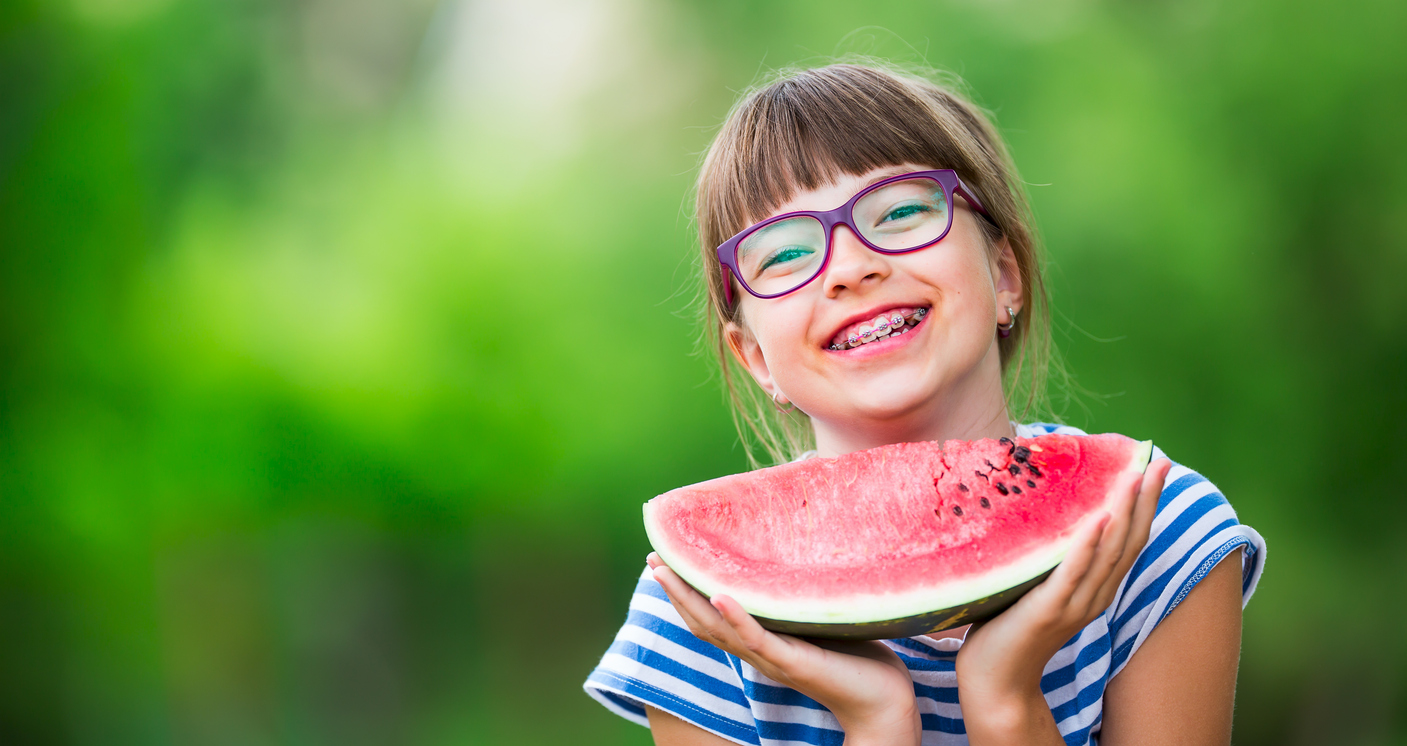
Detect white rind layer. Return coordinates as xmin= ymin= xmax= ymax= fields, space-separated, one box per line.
xmin=644 ymin=440 xmax=1153 ymax=625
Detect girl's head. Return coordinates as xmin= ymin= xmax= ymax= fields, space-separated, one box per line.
xmin=695 ymin=62 xmax=1054 ymax=464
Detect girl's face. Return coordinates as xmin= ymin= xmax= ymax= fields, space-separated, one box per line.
xmin=726 ymin=164 xmax=1024 ymax=455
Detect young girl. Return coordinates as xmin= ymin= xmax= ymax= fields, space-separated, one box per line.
xmin=584 ymin=63 xmax=1265 ymax=746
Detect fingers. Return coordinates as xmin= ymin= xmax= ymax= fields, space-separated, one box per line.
xmin=647 ymin=554 xmax=795 ymax=672
xmin=648 ymin=555 xmax=734 ymax=645
xmin=1091 ymin=458 xmax=1170 ymax=604
xmin=1045 ymin=508 xmax=1110 ymax=602
xmin=1068 ymin=470 xmax=1142 ymax=611
xmin=650 ymin=563 xmax=716 ymax=634
xmin=1129 ymin=459 xmax=1170 ymax=548
xmin=712 ymin=594 xmax=796 ymax=664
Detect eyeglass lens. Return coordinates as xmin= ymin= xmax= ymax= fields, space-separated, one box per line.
xmin=735 ymin=176 xmax=952 ymax=297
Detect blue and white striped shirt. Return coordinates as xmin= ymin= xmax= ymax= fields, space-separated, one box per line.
xmin=585 ymin=423 xmax=1267 ymax=745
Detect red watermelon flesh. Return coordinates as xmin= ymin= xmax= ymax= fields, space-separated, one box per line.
xmin=644 ymin=433 xmax=1151 ymax=639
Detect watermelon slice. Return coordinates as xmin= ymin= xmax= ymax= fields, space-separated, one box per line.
xmin=644 ymin=433 xmax=1152 ymax=640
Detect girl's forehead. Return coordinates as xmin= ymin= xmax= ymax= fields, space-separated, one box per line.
xmin=764 ymin=163 xmax=927 ymax=219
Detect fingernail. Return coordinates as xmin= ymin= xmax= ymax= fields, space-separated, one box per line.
xmin=646 ymin=552 xmax=659 ymax=568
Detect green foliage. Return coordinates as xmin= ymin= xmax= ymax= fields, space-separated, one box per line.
xmin=1 ymin=0 xmax=1404 ymax=743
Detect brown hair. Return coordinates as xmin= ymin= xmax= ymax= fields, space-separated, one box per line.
xmin=696 ymin=61 xmax=1059 ymax=466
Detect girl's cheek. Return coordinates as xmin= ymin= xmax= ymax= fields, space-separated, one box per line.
xmin=755 ymin=303 xmax=810 ymax=347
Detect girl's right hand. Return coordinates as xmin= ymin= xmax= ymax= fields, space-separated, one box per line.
xmin=647 ymin=552 xmax=922 ymax=746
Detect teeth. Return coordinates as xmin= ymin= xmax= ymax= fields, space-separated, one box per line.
xmin=830 ymin=308 xmax=930 ymax=350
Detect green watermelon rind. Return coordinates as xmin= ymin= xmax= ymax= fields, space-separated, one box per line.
xmin=752 ymin=568 xmax=1054 ymax=640
xmin=643 ymin=439 xmax=1152 ymax=639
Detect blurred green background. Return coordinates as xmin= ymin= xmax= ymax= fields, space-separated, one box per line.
xmin=2 ymin=0 xmax=1405 ymax=743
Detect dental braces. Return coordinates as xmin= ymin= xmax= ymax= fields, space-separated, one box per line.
xmin=829 ymin=308 xmax=928 ymax=350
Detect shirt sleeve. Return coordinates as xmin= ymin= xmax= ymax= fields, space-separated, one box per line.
xmin=1106 ymin=446 xmax=1267 ymax=678
xmin=584 ymin=568 xmax=762 ymax=746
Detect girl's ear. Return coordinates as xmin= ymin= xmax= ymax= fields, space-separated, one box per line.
xmin=724 ymin=320 xmax=779 ymax=398
xmin=993 ymin=237 xmax=1024 ymax=317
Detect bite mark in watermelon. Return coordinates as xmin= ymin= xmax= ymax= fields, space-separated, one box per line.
xmin=643 ymin=433 xmax=1152 ymax=640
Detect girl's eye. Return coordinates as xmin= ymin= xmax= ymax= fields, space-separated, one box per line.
xmin=760 ymin=246 xmax=815 ymax=271
xmin=880 ymin=202 xmax=932 ymax=224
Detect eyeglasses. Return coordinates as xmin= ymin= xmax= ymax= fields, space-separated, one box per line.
xmin=715 ymin=169 xmax=990 ymax=303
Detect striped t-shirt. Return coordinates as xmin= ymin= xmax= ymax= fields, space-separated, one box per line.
xmin=584 ymin=423 xmax=1267 ymax=746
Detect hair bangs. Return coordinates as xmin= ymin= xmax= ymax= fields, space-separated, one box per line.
xmin=702 ymin=66 xmax=970 ymax=249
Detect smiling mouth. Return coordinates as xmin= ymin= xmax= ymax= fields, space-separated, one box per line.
xmin=828 ymin=307 xmax=929 ymax=351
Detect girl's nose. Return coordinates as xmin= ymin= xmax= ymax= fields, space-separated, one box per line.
xmin=823 ymin=225 xmax=890 ymax=298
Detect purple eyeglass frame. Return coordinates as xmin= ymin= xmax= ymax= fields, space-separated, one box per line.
xmin=715 ymin=169 xmax=991 ymax=304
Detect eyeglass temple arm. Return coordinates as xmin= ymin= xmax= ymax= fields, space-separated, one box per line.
xmin=956 ymin=185 xmax=1001 ymax=231
xmin=955 ymin=184 xmax=990 ymax=217
xmin=721 ymin=265 xmax=735 ymax=306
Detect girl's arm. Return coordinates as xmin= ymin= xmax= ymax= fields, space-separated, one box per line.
xmin=646 ymin=706 xmax=736 ymax=746
xmin=648 ymin=703 xmax=915 ymax=746
xmin=1098 ymin=550 xmax=1243 ymax=745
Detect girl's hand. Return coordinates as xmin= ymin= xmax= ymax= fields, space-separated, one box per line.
xmin=647 ymin=553 xmax=922 ymax=746
xmin=954 ymin=458 xmax=1171 ymax=743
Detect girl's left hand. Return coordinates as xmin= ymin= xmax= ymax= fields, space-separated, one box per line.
xmin=954 ymin=458 xmax=1172 ymax=739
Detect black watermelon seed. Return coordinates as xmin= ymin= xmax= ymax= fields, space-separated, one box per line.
xmin=1027 ymin=480 xmax=1037 ymax=488
xmin=996 ymin=483 xmax=1009 ymax=495
xmin=1013 ymin=446 xmax=1031 ymax=462
xmin=980 ymin=497 xmax=991 ymax=509
xmin=1008 ymin=464 xmax=1021 ymax=476
xmin=935 ymin=508 xmax=941 ymax=516
xmin=1012 ymin=486 xmax=1022 ymax=495
xmin=998 ymin=437 xmax=1013 ymax=446
xmin=1027 ymin=464 xmax=1042 ymax=477
xmin=958 ymin=483 xmax=969 ymax=492
xmin=952 ymin=505 xmax=963 ymax=516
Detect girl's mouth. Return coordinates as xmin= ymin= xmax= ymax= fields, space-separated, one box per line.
xmin=828 ymin=307 xmax=929 ymax=351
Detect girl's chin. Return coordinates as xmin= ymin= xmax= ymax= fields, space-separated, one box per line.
xmin=809 ymin=391 xmax=935 ymax=425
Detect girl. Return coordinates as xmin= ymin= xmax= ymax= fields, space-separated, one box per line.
xmin=584 ymin=63 xmax=1265 ymax=746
